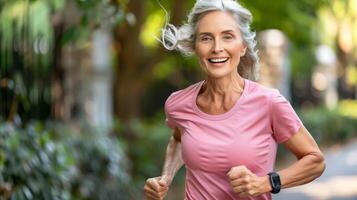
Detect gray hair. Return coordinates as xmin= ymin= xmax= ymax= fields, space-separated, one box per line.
xmin=160 ymin=0 xmax=259 ymax=80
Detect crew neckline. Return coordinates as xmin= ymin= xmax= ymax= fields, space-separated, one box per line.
xmin=192 ymin=78 xmax=249 ymax=120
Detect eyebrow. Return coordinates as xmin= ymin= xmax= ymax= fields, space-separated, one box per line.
xmin=197 ymin=30 xmax=236 ymax=36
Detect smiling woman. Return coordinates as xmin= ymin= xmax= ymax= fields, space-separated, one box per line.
xmin=159 ymin=0 xmax=259 ymax=81
xmin=194 ymin=11 xmax=247 ymax=79
xmin=144 ymin=0 xmax=326 ymax=200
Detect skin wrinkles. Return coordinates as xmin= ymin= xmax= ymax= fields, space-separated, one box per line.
xmin=194 ymin=11 xmax=247 ymax=115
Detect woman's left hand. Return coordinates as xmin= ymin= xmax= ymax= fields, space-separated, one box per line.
xmin=227 ymin=165 xmax=271 ymax=198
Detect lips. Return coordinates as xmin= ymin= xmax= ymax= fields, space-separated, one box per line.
xmin=208 ymin=57 xmax=229 ymax=63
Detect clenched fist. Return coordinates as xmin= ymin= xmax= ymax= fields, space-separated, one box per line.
xmin=227 ymin=165 xmax=271 ymax=198
xmin=144 ymin=176 xmax=171 ymax=200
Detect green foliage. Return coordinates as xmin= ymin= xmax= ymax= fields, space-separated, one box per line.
xmin=0 ymin=123 xmax=72 ymax=199
xmin=241 ymin=0 xmax=328 ymax=79
xmin=0 ymin=122 xmax=133 ymax=199
xmin=337 ymin=100 xmax=357 ymax=119
xmin=114 ymin=117 xmax=169 ymax=179
xmin=290 ymin=44 xmax=316 ymax=79
xmin=113 ymin=116 xmax=188 ymax=199
xmin=140 ymin=10 xmax=165 ymax=47
xmin=0 ymin=0 xmax=126 ymax=122
xmin=66 ymin=0 xmax=125 ymax=47
xmin=300 ymin=104 xmax=357 ymax=145
xmin=243 ymin=0 xmax=328 ymax=43
xmin=0 ymin=0 xmax=60 ymax=69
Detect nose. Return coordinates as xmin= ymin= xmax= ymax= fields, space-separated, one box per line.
xmin=212 ymin=39 xmax=223 ymax=53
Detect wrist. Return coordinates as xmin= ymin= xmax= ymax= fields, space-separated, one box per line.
xmin=161 ymin=173 xmax=174 ymax=185
xmin=260 ymin=175 xmax=273 ymax=194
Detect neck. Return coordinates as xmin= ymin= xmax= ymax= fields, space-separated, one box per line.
xmin=202 ymin=73 xmax=245 ymax=100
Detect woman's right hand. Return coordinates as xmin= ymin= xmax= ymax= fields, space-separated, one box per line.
xmin=144 ymin=176 xmax=171 ymax=200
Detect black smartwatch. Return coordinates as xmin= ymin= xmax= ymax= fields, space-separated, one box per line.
xmin=268 ymin=172 xmax=281 ymax=194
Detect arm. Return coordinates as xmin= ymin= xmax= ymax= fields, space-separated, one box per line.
xmin=278 ymin=126 xmax=326 ymax=188
xmin=161 ymin=127 xmax=185 ymax=184
xmin=144 ymin=127 xmax=184 ymax=200
xmin=228 ymin=126 xmax=325 ymax=197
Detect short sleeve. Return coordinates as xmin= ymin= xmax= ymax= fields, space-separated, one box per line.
xmin=270 ymin=90 xmax=303 ymax=143
xmin=164 ymin=94 xmax=178 ymax=130
xmin=165 ymin=115 xmax=177 ymax=129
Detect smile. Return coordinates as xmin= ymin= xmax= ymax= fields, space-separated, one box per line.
xmin=208 ymin=57 xmax=229 ymax=63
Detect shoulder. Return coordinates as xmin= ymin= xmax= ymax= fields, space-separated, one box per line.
xmin=246 ymin=79 xmax=279 ymax=102
xmin=164 ymin=81 xmax=202 ymax=112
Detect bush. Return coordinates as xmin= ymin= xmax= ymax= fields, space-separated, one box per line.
xmin=0 ymin=121 xmax=133 ymax=200
xmin=277 ymin=101 xmax=357 ymax=162
xmin=114 ymin=118 xmax=173 ymax=189
xmin=299 ymin=101 xmax=357 ymax=146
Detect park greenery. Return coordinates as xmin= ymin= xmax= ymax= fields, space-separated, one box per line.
xmin=1 ymin=0 xmax=357 ymax=199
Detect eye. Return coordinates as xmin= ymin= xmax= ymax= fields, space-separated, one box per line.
xmin=200 ymin=36 xmax=212 ymax=42
xmin=223 ymin=34 xmax=234 ymax=40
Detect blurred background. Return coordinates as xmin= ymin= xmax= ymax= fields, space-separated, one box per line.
xmin=1 ymin=0 xmax=357 ymax=199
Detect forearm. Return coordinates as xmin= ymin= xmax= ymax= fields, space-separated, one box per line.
xmin=161 ymin=136 xmax=184 ymax=184
xmin=278 ymin=152 xmax=325 ymax=188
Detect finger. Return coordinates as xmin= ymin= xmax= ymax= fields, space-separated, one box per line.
xmin=144 ymin=187 xmax=164 ymax=200
xmin=228 ymin=166 xmax=249 ymax=179
xmin=144 ymin=184 xmax=168 ymax=199
xmin=159 ymin=190 xmax=168 ymax=199
xmin=145 ymin=191 xmax=167 ymax=200
xmin=227 ymin=170 xmax=242 ymax=180
xmin=235 ymin=165 xmax=251 ymax=173
xmin=230 ymin=177 xmax=247 ymax=187
xmin=229 ymin=170 xmax=248 ymax=181
xmin=144 ymin=185 xmax=159 ymax=198
xmin=242 ymin=167 xmax=254 ymax=176
xmin=150 ymin=184 xmax=168 ymax=193
xmin=235 ymin=185 xmax=258 ymax=198
xmin=155 ymin=177 xmax=170 ymax=190
xmin=147 ymin=178 xmax=166 ymax=193
xmin=158 ymin=180 xmax=167 ymax=187
xmin=229 ymin=165 xmax=247 ymax=173
xmin=236 ymin=166 xmax=251 ymax=175
xmin=159 ymin=176 xmax=170 ymax=187
xmin=232 ymin=185 xmax=246 ymax=193
xmin=145 ymin=193 xmax=156 ymax=200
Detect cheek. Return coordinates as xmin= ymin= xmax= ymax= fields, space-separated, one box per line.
xmin=229 ymin=43 xmax=244 ymax=53
xmin=195 ymin=46 xmax=209 ymax=60
xmin=228 ymin=46 xmax=245 ymax=61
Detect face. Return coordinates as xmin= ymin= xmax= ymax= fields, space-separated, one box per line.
xmin=194 ymin=11 xmax=247 ymax=79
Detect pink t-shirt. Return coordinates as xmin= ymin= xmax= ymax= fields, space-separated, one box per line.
xmin=164 ymin=79 xmax=303 ymax=200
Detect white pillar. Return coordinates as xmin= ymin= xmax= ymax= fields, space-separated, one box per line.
xmin=83 ymin=28 xmax=113 ymax=133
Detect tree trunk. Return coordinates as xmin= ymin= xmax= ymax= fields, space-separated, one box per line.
xmin=51 ymin=12 xmax=65 ymax=121
xmin=113 ymin=0 xmax=186 ymax=122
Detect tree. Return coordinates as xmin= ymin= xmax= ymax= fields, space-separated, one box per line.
xmin=0 ymin=0 xmax=125 ymax=123
xmin=113 ymin=0 xmax=189 ymax=122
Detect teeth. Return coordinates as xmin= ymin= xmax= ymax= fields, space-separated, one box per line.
xmin=209 ymin=58 xmax=228 ymax=63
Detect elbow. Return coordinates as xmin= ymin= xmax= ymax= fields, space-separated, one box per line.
xmin=312 ymin=151 xmax=326 ymax=179
xmin=318 ymin=157 xmax=326 ymax=178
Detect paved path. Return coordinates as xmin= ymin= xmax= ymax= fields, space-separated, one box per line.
xmin=274 ymin=141 xmax=357 ymax=200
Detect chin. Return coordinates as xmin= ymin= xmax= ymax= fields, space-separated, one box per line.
xmin=206 ymin=70 xmax=234 ymax=79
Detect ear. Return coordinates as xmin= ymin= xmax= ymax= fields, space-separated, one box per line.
xmin=240 ymin=44 xmax=247 ymax=57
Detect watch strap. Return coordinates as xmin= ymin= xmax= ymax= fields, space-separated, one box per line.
xmin=268 ymin=172 xmax=281 ymax=194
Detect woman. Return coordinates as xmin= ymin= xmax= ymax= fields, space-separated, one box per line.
xmin=144 ymin=0 xmax=325 ymax=199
